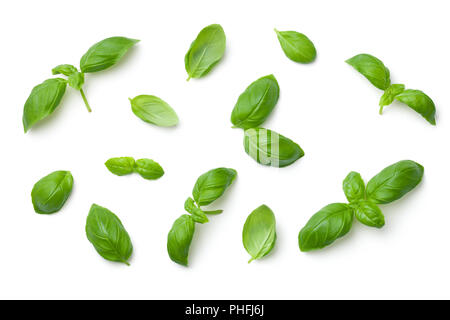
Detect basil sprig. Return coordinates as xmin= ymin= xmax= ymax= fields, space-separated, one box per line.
xmin=167 ymin=168 xmax=237 ymax=266
xmin=31 ymin=170 xmax=73 ymax=214
xmin=105 ymin=157 xmax=164 ymax=180
xmin=346 ymin=53 xmax=436 ymax=125
xmin=298 ymin=160 xmax=424 ymax=252
xmin=23 ymin=36 xmax=139 ymax=132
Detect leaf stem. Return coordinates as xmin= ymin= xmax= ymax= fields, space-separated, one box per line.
xmin=80 ymin=88 xmax=92 ymax=112
xmin=379 ymin=105 xmax=384 ymax=115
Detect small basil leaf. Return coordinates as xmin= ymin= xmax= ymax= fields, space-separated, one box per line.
xmin=129 ymin=95 xmax=179 ymax=127
xmin=244 ymin=128 xmax=304 ymax=168
xmin=346 ymin=53 xmax=391 ymax=90
xmin=80 ymin=36 xmax=139 ymax=73
xmin=31 ymin=170 xmax=73 ymax=214
xmin=67 ymin=72 xmax=85 ymax=90
xmin=379 ymin=84 xmax=405 ymax=111
xmin=52 ymin=64 xmax=78 ymax=76
xmin=231 ymin=74 xmax=280 ymax=129
xmin=353 ymin=200 xmax=385 ymax=228
xmin=274 ymin=29 xmax=316 ymax=63
xmin=23 ymin=78 xmax=67 ymax=132
xmin=366 ymin=160 xmax=424 ymax=204
xmin=184 ymin=197 xmax=209 ymax=224
xmin=203 ymin=210 xmax=223 ymax=215
xmin=342 ymin=171 xmax=365 ymax=202
xmin=105 ymin=157 xmax=136 ymax=176
xmin=134 ymin=158 xmax=164 ymax=180
xmin=395 ymin=89 xmax=436 ymax=125
xmin=242 ymin=205 xmax=277 ymax=263
xmin=298 ymin=203 xmax=354 ymax=252
xmin=185 ymin=24 xmax=226 ymax=80
xmin=192 ymin=168 xmax=237 ymax=207
xmin=85 ymin=204 xmax=133 ymax=265
xmin=167 ymin=214 xmax=196 ymax=266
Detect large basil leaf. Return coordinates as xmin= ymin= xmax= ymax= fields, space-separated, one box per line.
xmin=230 ymin=75 xmax=280 ymax=129
xmin=366 ymin=160 xmax=424 ymax=204
xmin=244 ymin=128 xmax=304 ymax=168
xmin=105 ymin=157 xmax=136 ymax=176
xmin=353 ymin=200 xmax=385 ymax=228
xmin=298 ymin=203 xmax=354 ymax=252
xmin=184 ymin=197 xmax=209 ymax=224
xmin=135 ymin=158 xmax=164 ymax=180
xmin=342 ymin=171 xmax=365 ymax=203
xmin=85 ymin=204 xmax=133 ymax=265
xmin=395 ymin=89 xmax=436 ymax=125
xmin=274 ymin=29 xmax=316 ymax=63
xmin=80 ymin=36 xmax=139 ymax=73
xmin=167 ymin=214 xmax=196 ymax=266
xmin=346 ymin=54 xmax=391 ymax=90
xmin=129 ymin=95 xmax=179 ymax=127
xmin=242 ymin=205 xmax=277 ymax=263
xmin=31 ymin=170 xmax=73 ymax=214
xmin=23 ymin=78 xmax=67 ymax=132
xmin=192 ymin=168 xmax=237 ymax=206
xmin=379 ymin=84 xmax=405 ymax=111
xmin=185 ymin=24 xmax=226 ymax=80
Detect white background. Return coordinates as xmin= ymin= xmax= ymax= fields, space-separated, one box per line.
xmin=0 ymin=0 xmax=448 ymax=299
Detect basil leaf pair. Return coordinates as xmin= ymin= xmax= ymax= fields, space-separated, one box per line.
xmin=242 ymin=205 xmax=276 ymax=263
xmin=85 ymin=204 xmax=133 ymax=265
xmin=167 ymin=168 xmax=237 ymax=266
xmin=23 ymin=37 xmax=139 ymax=132
xmin=129 ymin=95 xmax=179 ymax=127
xmin=298 ymin=160 xmax=424 ymax=252
xmin=105 ymin=157 xmax=164 ymax=180
xmin=274 ymin=29 xmax=316 ymax=64
xmin=31 ymin=170 xmax=73 ymax=214
xmin=185 ymin=24 xmax=226 ymax=80
xmin=346 ymin=53 xmax=436 ymax=125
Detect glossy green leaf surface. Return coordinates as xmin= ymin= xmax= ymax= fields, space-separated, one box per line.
xmin=395 ymin=89 xmax=436 ymax=125
xmin=85 ymin=204 xmax=133 ymax=265
xmin=192 ymin=168 xmax=237 ymax=206
xmin=244 ymin=128 xmax=304 ymax=168
xmin=346 ymin=53 xmax=391 ymax=90
xmin=167 ymin=214 xmax=195 ymax=266
xmin=135 ymin=158 xmax=164 ymax=180
xmin=379 ymin=84 xmax=405 ymax=110
xmin=31 ymin=170 xmax=73 ymax=214
xmin=184 ymin=197 xmax=209 ymax=224
xmin=130 ymin=95 xmax=179 ymax=127
xmin=366 ymin=160 xmax=424 ymax=204
xmin=342 ymin=171 xmax=365 ymax=202
xmin=105 ymin=157 xmax=136 ymax=176
xmin=274 ymin=29 xmax=316 ymax=63
xmin=298 ymin=203 xmax=354 ymax=252
xmin=185 ymin=24 xmax=226 ymax=80
xmin=80 ymin=36 xmax=139 ymax=73
xmin=231 ymin=75 xmax=280 ymax=129
xmin=353 ymin=200 xmax=385 ymax=228
xmin=23 ymin=78 xmax=67 ymax=132
xmin=242 ymin=205 xmax=276 ymax=263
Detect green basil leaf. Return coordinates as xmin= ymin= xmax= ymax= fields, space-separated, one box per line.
xmin=192 ymin=167 xmax=237 ymax=206
xmin=242 ymin=205 xmax=277 ymax=263
xmin=85 ymin=204 xmax=133 ymax=265
xmin=244 ymin=128 xmax=304 ymax=168
xmin=379 ymin=84 xmax=405 ymax=111
xmin=366 ymin=160 xmax=424 ymax=204
xmin=23 ymin=78 xmax=67 ymax=132
xmin=31 ymin=170 xmax=73 ymax=214
xmin=346 ymin=53 xmax=391 ymax=90
xmin=67 ymin=72 xmax=85 ymax=90
xmin=230 ymin=74 xmax=280 ymax=129
xmin=203 ymin=210 xmax=223 ymax=215
xmin=298 ymin=203 xmax=354 ymax=252
xmin=274 ymin=29 xmax=316 ymax=63
xmin=185 ymin=24 xmax=226 ymax=80
xmin=52 ymin=64 xmax=78 ymax=76
xmin=167 ymin=214 xmax=196 ymax=266
xmin=80 ymin=36 xmax=139 ymax=73
xmin=105 ymin=157 xmax=136 ymax=176
xmin=184 ymin=197 xmax=209 ymax=224
xmin=342 ymin=171 xmax=365 ymax=202
xmin=395 ymin=89 xmax=436 ymax=125
xmin=134 ymin=158 xmax=164 ymax=180
xmin=129 ymin=95 xmax=179 ymax=127
xmin=353 ymin=200 xmax=385 ymax=228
